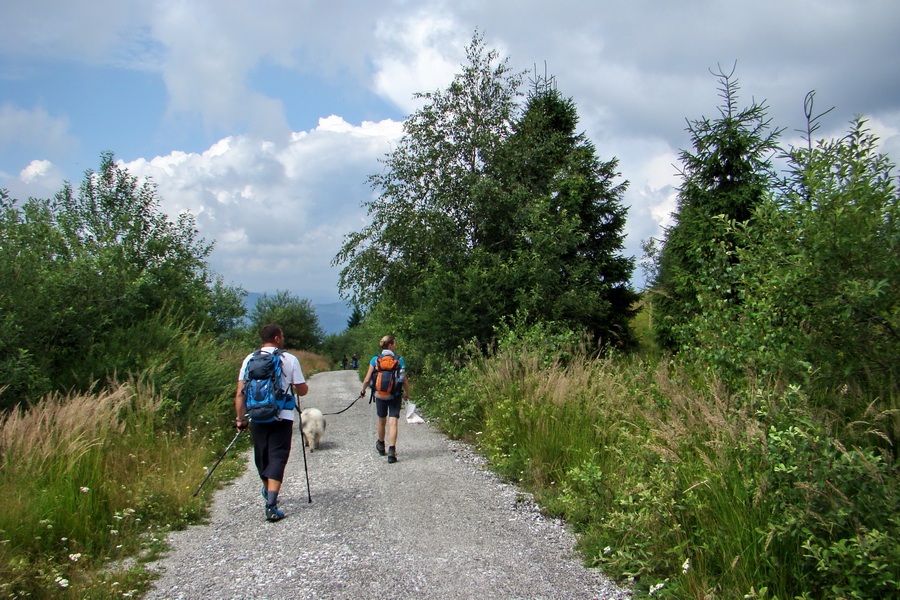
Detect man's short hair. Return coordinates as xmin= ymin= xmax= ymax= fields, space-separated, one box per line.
xmin=380 ymin=335 xmax=395 ymax=349
xmin=260 ymin=324 xmax=283 ymax=343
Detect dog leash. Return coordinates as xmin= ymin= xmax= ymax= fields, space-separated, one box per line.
xmin=322 ymin=393 xmax=366 ymax=416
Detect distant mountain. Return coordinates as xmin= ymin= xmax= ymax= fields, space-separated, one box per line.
xmin=241 ymin=293 xmax=351 ymax=336
xmin=314 ymin=301 xmax=353 ymax=336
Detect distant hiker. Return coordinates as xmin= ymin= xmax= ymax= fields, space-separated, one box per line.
xmin=360 ymin=335 xmax=409 ymax=463
xmin=340 ymin=356 xmax=348 ymax=370
xmin=236 ymin=323 xmax=309 ymax=522
xmin=351 ymin=354 xmax=359 ymax=369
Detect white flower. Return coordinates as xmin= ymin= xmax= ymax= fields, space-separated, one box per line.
xmin=649 ymin=582 xmax=665 ymax=595
xmin=110 ymin=530 xmax=119 ymax=535
xmin=682 ymin=557 xmax=691 ymax=574
xmin=603 ymin=546 xmax=612 ymax=555
xmin=68 ymin=553 xmax=82 ymax=562
xmin=55 ymin=577 xmax=69 ymax=588
xmin=80 ymin=486 xmax=90 ymax=493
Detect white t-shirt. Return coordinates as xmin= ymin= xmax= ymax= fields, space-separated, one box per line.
xmin=239 ymin=347 xmax=305 ymax=422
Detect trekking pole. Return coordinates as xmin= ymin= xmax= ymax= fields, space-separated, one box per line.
xmin=298 ymin=412 xmax=312 ymax=503
xmin=193 ymin=429 xmax=243 ymax=497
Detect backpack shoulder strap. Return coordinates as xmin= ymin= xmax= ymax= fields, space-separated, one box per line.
xmin=242 ymin=350 xmax=262 ymax=380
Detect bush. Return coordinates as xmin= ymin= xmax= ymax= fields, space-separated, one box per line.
xmin=420 ymin=347 xmax=900 ymax=599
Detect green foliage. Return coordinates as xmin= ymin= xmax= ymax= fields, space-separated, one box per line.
xmin=335 ymin=31 xmax=523 ymax=314
xmin=336 ymin=35 xmax=637 ymax=358
xmin=346 ymin=305 xmax=364 ymax=330
xmin=468 ymin=84 xmax=638 ymax=348
xmin=420 ymin=347 xmax=899 ymax=599
xmin=679 ymin=117 xmax=900 ymax=413
xmin=764 ymin=405 xmax=900 ymax=598
xmin=0 ymin=154 xmax=246 ymax=411
xmin=652 ymin=69 xmax=781 ymax=351
xmin=0 ymin=329 xmax=241 ymax=599
xmin=246 ymin=290 xmax=324 ymax=350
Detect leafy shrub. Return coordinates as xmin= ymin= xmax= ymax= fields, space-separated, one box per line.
xmin=422 ymin=347 xmax=899 ymax=599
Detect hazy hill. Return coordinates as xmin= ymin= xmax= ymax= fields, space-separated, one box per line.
xmin=242 ymin=293 xmax=351 ymax=336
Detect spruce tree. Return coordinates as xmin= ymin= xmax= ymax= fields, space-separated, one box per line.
xmin=652 ymin=69 xmax=780 ymax=351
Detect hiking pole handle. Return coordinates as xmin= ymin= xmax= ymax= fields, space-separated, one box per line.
xmin=193 ymin=429 xmax=243 ymax=497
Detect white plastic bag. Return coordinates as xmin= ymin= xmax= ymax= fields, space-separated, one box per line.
xmin=405 ymin=402 xmax=425 ymax=424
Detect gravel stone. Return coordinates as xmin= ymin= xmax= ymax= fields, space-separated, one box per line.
xmin=142 ymin=370 xmax=631 ymax=600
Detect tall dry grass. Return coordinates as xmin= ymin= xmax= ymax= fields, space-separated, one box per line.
xmin=0 ymin=381 xmax=220 ymax=599
xmin=422 ymin=346 xmax=899 ymax=599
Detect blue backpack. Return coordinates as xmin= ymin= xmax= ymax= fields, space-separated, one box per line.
xmin=242 ymin=349 xmax=295 ymax=423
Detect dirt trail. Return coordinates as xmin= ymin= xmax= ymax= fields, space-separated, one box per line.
xmin=142 ymin=370 xmax=630 ymax=600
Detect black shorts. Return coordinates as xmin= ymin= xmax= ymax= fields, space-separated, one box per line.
xmin=250 ymin=419 xmax=293 ymax=482
xmin=375 ymin=396 xmax=402 ymax=419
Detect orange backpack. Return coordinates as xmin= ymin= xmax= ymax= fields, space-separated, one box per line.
xmin=371 ymin=354 xmax=402 ymax=400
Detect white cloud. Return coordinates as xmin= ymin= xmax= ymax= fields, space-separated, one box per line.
xmin=0 ymin=103 xmax=77 ymax=157
xmin=3 ymin=0 xmax=900 ymax=297
xmin=6 ymin=159 xmax=66 ymax=199
xmin=0 ymin=105 xmax=76 ymax=198
xmin=124 ymin=116 xmax=404 ymax=302
xmin=371 ymin=10 xmax=470 ymax=113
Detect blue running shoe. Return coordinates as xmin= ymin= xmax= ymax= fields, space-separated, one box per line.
xmin=265 ymin=504 xmax=285 ymax=522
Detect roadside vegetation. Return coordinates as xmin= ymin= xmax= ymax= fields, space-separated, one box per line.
xmin=2 ymin=32 xmax=896 ymax=600
xmin=0 ymin=156 xmax=330 ymax=599
xmin=337 ymin=36 xmax=899 ymax=599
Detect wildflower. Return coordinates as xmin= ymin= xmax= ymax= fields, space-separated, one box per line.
xmin=110 ymin=530 xmax=119 ymax=535
xmin=649 ymin=582 xmax=665 ymax=595
xmin=80 ymin=486 xmax=90 ymax=493
xmin=55 ymin=577 xmax=69 ymax=588
xmin=603 ymin=546 xmax=612 ymax=555
xmin=60 ymin=537 xmax=68 ymax=542
xmin=68 ymin=553 xmax=82 ymax=562
xmin=682 ymin=557 xmax=691 ymax=574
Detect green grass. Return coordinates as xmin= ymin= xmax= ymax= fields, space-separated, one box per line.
xmin=0 ymin=341 xmax=331 ymax=600
xmin=421 ymin=347 xmax=899 ymax=599
xmin=0 ymin=382 xmax=218 ymax=598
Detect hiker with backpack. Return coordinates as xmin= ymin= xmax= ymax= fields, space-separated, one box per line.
xmin=359 ymin=335 xmax=409 ymax=464
xmin=236 ymin=323 xmax=309 ymax=522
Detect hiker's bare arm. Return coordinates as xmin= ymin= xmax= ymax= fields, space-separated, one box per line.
xmin=293 ymin=382 xmax=309 ymax=397
xmin=360 ymin=365 xmax=375 ymax=396
xmin=235 ymin=382 xmax=247 ymax=421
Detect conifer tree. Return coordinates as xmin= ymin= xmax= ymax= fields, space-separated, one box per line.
xmin=652 ymin=69 xmax=780 ymax=351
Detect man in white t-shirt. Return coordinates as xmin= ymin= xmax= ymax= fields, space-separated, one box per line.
xmin=236 ymin=323 xmax=308 ymax=522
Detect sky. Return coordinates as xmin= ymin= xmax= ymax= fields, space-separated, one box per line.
xmin=2 ymin=0 xmax=899 ymax=304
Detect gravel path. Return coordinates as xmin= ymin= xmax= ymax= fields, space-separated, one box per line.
xmin=142 ymin=370 xmax=631 ymax=600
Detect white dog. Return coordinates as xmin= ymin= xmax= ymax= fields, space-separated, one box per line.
xmin=300 ymin=408 xmax=326 ymax=452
